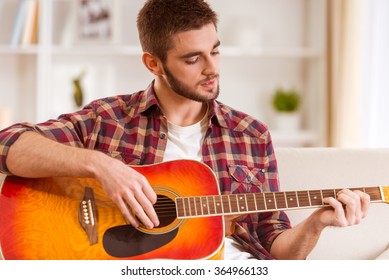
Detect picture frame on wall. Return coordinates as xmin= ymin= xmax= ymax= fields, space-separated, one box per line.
xmin=76 ymin=0 xmax=119 ymax=44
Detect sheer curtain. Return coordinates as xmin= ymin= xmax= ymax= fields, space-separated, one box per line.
xmin=328 ymin=0 xmax=363 ymax=147
xmin=362 ymin=0 xmax=389 ymax=147
xmin=328 ymin=0 xmax=389 ymax=147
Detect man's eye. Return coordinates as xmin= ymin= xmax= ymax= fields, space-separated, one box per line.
xmin=185 ymin=57 xmax=199 ymax=65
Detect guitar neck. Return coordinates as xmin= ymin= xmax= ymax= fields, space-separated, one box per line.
xmin=175 ymin=186 xmax=386 ymax=219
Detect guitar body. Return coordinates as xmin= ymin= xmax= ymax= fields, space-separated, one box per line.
xmin=0 ymin=160 xmax=224 ymax=260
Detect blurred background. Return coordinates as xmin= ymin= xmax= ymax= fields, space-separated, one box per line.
xmin=0 ymin=0 xmax=388 ymax=148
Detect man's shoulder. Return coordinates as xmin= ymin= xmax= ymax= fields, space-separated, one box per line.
xmin=89 ymin=91 xmax=143 ymax=107
xmin=85 ymin=91 xmax=145 ymax=119
xmin=215 ymin=101 xmax=269 ymax=138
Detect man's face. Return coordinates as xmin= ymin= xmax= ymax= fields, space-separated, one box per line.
xmin=161 ymin=23 xmax=221 ymax=102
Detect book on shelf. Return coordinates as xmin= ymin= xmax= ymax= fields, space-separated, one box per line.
xmin=10 ymin=0 xmax=27 ymax=46
xmin=10 ymin=0 xmax=39 ymax=46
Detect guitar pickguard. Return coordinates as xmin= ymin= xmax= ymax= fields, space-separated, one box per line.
xmin=103 ymin=225 xmax=178 ymax=258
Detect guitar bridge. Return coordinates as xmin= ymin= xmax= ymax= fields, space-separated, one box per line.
xmin=78 ymin=187 xmax=98 ymax=245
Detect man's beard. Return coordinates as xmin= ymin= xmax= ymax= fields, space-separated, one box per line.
xmin=163 ymin=65 xmax=220 ymax=102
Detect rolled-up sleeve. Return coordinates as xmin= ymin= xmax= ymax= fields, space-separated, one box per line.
xmin=0 ymin=108 xmax=97 ymax=174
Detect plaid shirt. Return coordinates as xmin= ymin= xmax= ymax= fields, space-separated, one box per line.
xmin=0 ymin=82 xmax=290 ymax=259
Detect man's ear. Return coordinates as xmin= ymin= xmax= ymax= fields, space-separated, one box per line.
xmin=142 ymin=52 xmax=164 ymax=76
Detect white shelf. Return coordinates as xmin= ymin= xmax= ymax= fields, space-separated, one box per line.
xmin=0 ymin=45 xmax=39 ymax=55
xmin=51 ymin=45 xmax=143 ymax=56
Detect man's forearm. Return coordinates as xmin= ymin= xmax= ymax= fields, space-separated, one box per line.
xmin=6 ymin=131 xmax=103 ymax=179
xmin=5 ymin=131 xmax=159 ymax=229
xmin=270 ymin=212 xmax=324 ymax=260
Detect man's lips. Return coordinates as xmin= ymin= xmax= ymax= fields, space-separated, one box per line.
xmin=200 ymin=77 xmax=218 ymax=89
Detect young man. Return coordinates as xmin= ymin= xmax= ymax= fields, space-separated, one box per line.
xmin=0 ymin=0 xmax=369 ymax=259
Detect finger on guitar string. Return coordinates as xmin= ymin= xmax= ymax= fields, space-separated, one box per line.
xmin=95 ymin=157 xmax=159 ymax=230
xmin=336 ymin=189 xmax=359 ymax=225
xmin=322 ymin=196 xmax=348 ymax=227
xmin=322 ymin=188 xmax=370 ymax=227
xmin=117 ymin=198 xmax=140 ymax=228
xmin=337 ymin=189 xmax=370 ymax=225
xmin=124 ymin=187 xmax=160 ymax=229
xmin=355 ymin=189 xmax=371 ymax=218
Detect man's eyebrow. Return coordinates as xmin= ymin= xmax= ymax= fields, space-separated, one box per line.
xmin=179 ymin=40 xmax=221 ymax=59
xmin=214 ymin=40 xmax=221 ymax=49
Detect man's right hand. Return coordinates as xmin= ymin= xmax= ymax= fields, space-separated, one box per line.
xmin=93 ymin=154 xmax=160 ymax=229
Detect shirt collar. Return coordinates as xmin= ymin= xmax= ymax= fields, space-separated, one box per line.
xmin=136 ymin=81 xmax=162 ymax=116
xmin=209 ymin=100 xmax=229 ymax=129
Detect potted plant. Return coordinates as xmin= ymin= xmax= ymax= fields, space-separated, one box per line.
xmin=271 ymin=88 xmax=301 ymax=131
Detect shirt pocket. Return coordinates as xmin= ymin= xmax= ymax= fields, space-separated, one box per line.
xmin=228 ymin=164 xmax=266 ymax=192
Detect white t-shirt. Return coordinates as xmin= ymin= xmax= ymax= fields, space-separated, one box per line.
xmin=162 ymin=113 xmax=255 ymax=260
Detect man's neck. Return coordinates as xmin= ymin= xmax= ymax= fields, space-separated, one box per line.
xmin=153 ymin=79 xmax=208 ymax=126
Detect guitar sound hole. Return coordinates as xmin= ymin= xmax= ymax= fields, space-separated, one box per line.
xmin=155 ymin=194 xmax=176 ymax=228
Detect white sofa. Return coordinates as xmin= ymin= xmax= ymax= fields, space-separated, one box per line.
xmin=1 ymin=148 xmax=389 ymax=260
xmin=275 ymin=148 xmax=389 ymax=259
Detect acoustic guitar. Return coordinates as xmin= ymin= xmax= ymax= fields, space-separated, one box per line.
xmin=0 ymin=160 xmax=388 ymax=260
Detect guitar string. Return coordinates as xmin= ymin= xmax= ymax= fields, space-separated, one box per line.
xmin=150 ymin=188 xmax=381 ymax=216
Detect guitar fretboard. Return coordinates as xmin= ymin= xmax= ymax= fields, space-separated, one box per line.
xmin=175 ymin=186 xmax=383 ymax=218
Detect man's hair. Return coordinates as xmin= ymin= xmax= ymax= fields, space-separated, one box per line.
xmin=137 ymin=0 xmax=218 ymax=62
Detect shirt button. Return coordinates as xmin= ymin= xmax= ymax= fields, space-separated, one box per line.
xmin=160 ymin=133 xmax=166 ymax=140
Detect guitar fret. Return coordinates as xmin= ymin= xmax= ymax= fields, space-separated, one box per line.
xmin=285 ymin=191 xmax=298 ymax=208
xmin=273 ymin=192 xmax=277 ymax=209
xmin=322 ymin=189 xmax=336 ymax=199
xmin=309 ymin=190 xmax=323 ymax=206
xmin=275 ymin=192 xmax=286 ymax=209
xmin=235 ymin=194 xmax=240 ymax=211
xmin=189 ymin=197 xmax=196 ymax=216
xmin=201 ymin=196 xmax=209 ymax=215
xmin=264 ymin=193 xmax=276 ymax=210
xmin=183 ymin=198 xmax=187 ymax=217
xmin=366 ymin=186 xmax=382 ymax=201
xmin=193 ymin=197 xmax=198 ymax=216
xmin=263 ymin=193 xmax=267 ymax=210
xmin=257 ymin=193 xmax=267 ymax=210
xmin=238 ymin=195 xmax=246 ymax=212
xmin=206 ymin=196 xmax=210 ymax=215
xmin=195 ymin=197 xmax=202 ymax=216
xmin=222 ymin=195 xmax=231 ymax=214
xmin=247 ymin=193 xmax=257 ymax=212
xmin=297 ymin=191 xmax=310 ymax=207
xmin=193 ymin=197 xmax=197 ymax=216
xmin=230 ymin=194 xmax=239 ymax=213
xmin=209 ymin=196 xmax=215 ymax=215
xmin=255 ymin=193 xmax=266 ymax=211
xmin=176 ymin=198 xmax=184 ymax=217
xmin=253 ymin=193 xmax=258 ymax=210
xmin=214 ymin=196 xmax=223 ymax=214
